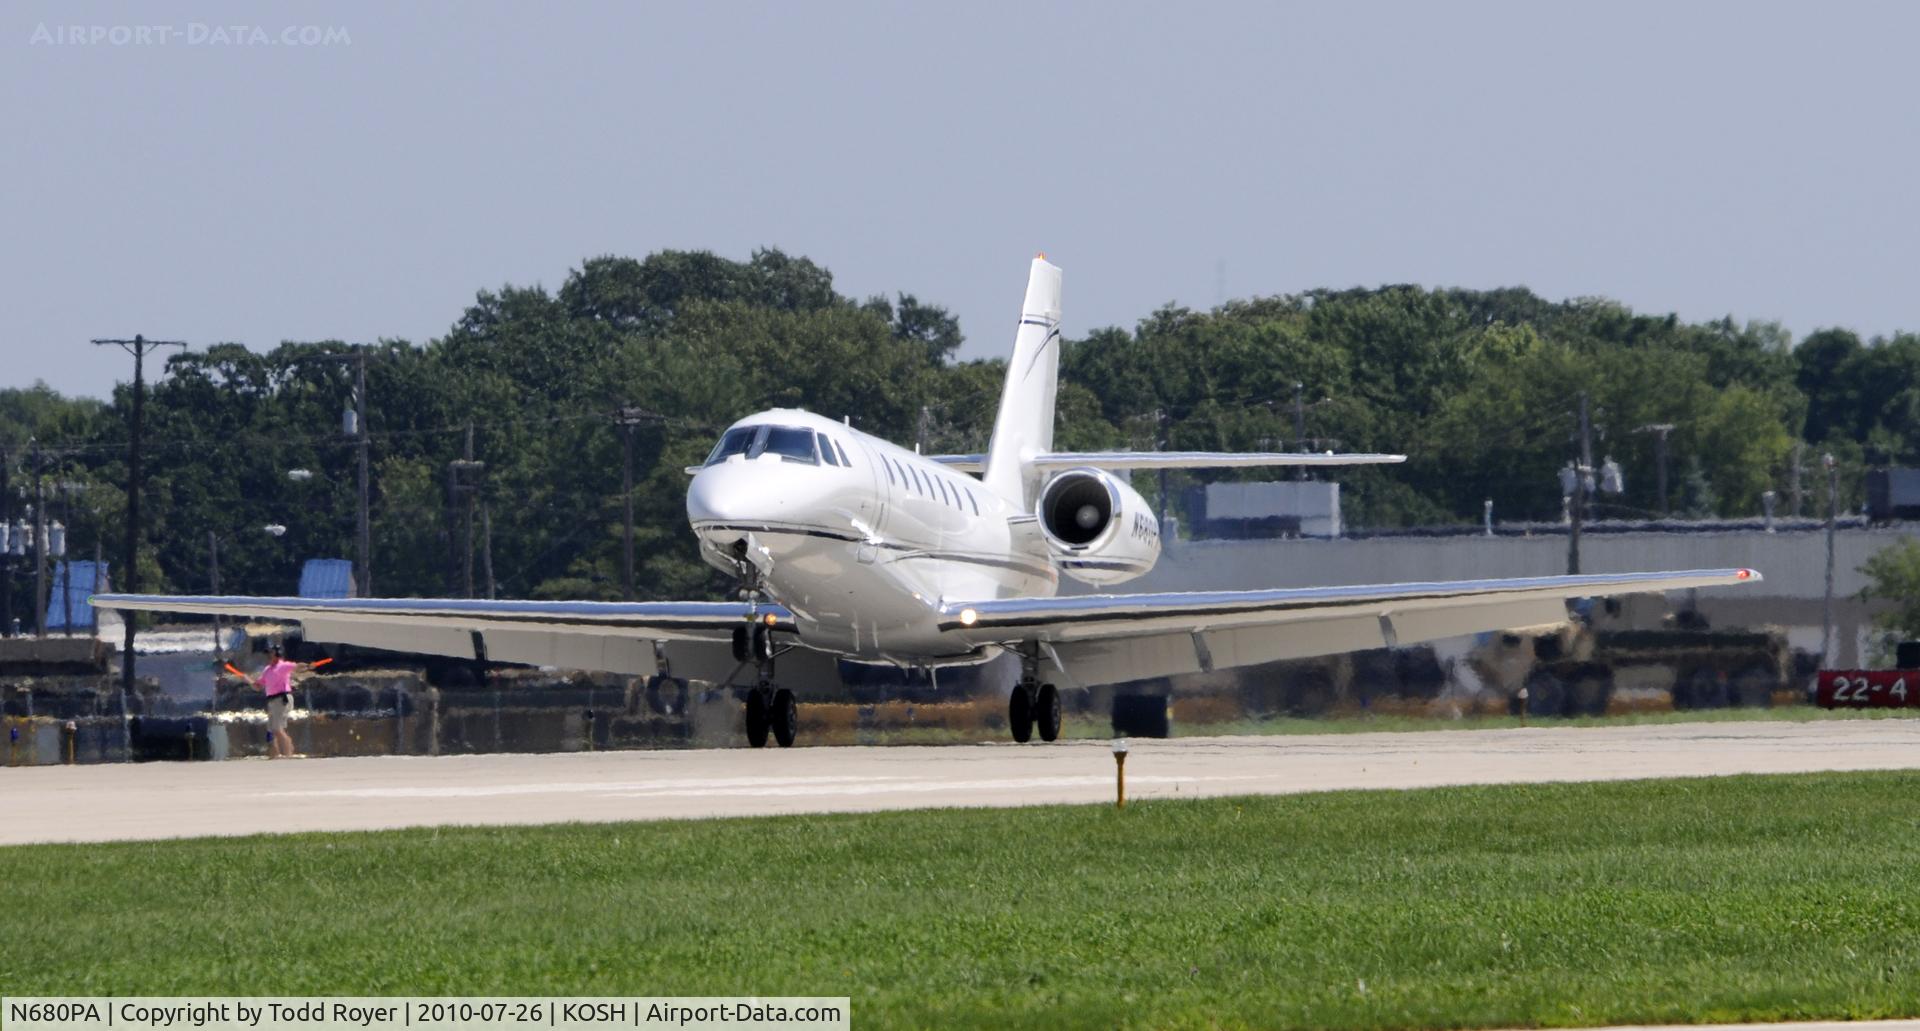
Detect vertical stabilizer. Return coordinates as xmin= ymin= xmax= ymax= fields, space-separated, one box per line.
xmin=981 ymin=256 xmax=1063 ymax=505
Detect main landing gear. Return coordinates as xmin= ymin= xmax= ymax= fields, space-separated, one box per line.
xmin=1007 ymin=645 xmax=1061 ymax=743
xmin=743 ymin=681 xmax=797 ymax=748
xmin=732 ymin=619 xmax=797 ymax=749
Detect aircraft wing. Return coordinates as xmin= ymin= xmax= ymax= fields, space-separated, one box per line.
xmin=936 ymin=569 xmax=1760 ymax=687
xmin=930 ymin=451 xmax=1405 ymax=474
xmin=89 ymin=593 xmax=801 ymax=681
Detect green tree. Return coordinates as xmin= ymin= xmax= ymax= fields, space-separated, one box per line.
xmin=1858 ymin=538 xmax=1920 ymax=660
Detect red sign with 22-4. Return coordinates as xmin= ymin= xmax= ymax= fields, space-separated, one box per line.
xmin=1815 ymin=670 xmax=1920 ymax=708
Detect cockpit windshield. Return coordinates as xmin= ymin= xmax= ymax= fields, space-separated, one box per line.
xmin=704 ymin=426 xmax=758 ymax=466
xmin=703 ymin=425 xmax=820 ymax=466
xmin=752 ymin=426 xmax=819 ymax=464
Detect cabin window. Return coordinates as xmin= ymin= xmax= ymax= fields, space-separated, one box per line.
xmin=965 ymin=486 xmax=979 ymax=515
xmin=938 ymin=478 xmax=953 ymax=507
xmin=817 ymin=432 xmax=840 ymax=466
xmin=835 ymin=441 xmax=852 ymax=467
xmin=881 ymin=454 xmax=896 ymax=485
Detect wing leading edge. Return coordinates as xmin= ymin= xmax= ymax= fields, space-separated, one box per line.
xmin=939 ymin=568 xmax=1761 ymax=688
xmin=89 ymin=594 xmax=798 ymax=680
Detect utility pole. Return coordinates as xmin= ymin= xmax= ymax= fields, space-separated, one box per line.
xmin=1567 ymin=394 xmax=1592 ymax=575
xmin=463 ymin=424 xmax=475 ymax=598
xmin=622 ymin=417 xmax=634 ymax=599
xmin=30 ymin=439 xmax=44 ymax=637
xmin=1823 ymin=452 xmax=1838 ymax=665
xmin=208 ymin=530 xmax=222 ymax=659
xmin=1292 ymin=382 xmax=1307 ymax=481
xmin=446 ymin=428 xmax=485 ymax=599
xmin=917 ymin=405 xmax=932 ymax=455
xmin=1788 ymin=442 xmax=1805 ymax=518
xmin=614 ymin=406 xmax=654 ymax=601
xmin=481 ymin=503 xmax=496 ymax=600
xmin=1155 ymin=409 xmax=1171 ymax=530
xmin=57 ymin=475 xmax=72 ymax=638
xmin=92 ymin=334 xmax=185 ymax=697
xmin=1638 ymin=423 xmax=1674 ymax=517
xmin=0 ymin=449 xmax=11 ymax=637
xmin=354 ymin=351 xmax=370 ymax=597
xmin=308 ymin=348 xmax=374 ymax=596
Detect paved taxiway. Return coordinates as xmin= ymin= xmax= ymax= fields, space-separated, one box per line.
xmin=6 ymin=718 xmax=1919 ymax=845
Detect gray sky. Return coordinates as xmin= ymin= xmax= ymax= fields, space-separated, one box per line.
xmin=8 ymin=1 xmax=1918 ymax=398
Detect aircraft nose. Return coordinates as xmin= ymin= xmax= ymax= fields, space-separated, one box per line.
xmin=685 ymin=468 xmax=739 ymax=524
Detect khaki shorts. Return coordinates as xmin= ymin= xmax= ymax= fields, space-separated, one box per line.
xmin=266 ymin=693 xmax=292 ymax=733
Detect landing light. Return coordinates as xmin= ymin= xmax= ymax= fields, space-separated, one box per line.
xmin=763 ymin=612 xmax=777 ymax=626
xmin=959 ymin=608 xmax=978 ymax=627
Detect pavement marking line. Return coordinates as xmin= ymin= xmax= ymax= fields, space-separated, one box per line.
xmin=260 ymin=775 xmax=905 ymax=799
xmin=597 ymin=774 xmax=1261 ymax=799
xmin=7 ymin=719 xmax=1920 ymax=845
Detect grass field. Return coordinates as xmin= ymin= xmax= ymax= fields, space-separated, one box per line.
xmin=4 ymin=773 xmax=1919 ymax=1029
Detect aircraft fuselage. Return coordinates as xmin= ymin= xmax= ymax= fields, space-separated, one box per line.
xmin=686 ymin=408 xmax=1056 ymax=661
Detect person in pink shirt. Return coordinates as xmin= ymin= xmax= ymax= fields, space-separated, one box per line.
xmin=246 ymin=644 xmax=305 ymax=759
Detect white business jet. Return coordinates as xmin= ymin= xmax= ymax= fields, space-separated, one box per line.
xmin=94 ymin=256 xmax=1759 ymax=747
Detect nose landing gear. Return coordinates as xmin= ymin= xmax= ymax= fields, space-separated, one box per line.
xmin=737 ymin=622 xmax=798 ymax=749
xmin=723 ymin=539 xmax=800 ymax=749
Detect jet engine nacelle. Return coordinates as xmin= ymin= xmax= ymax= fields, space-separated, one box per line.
xmin=1036 ymin=468 xmax=1162 ymax=586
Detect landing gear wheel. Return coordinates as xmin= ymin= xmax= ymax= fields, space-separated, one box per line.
xmin=1036 ymin=683 xmax=1062 ymax=742
xmin=771 ymin=688 xmax=798 ymax=748
xmin=732 ymin=626 xmax=750 ymax=663
xmin=745 ymin=686 xmax=770 ymax=749
xmin=1008 ymin=683 xmax=1034 ymax=743
xmin=751 ymin=623 xmax=774 ymax=662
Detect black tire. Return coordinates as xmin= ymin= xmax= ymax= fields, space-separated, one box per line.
xmin=1008 ymin=684 xmax=1034 ymax=743
xmin=1111 ymin=693 xmax=1172 ymax=738
xmin=1569 ymin=665 xmax=1614 ymax=718
xmin=1036 ymin=684 xmax=1062 ymax=742
xmin=771 ymin=688 xmax=798 ymax=747
xmin=731 ymin=626 xmax=750 ymax=663
xmin=753 ymin=624 xmax=775 ymax=663
xmin=1284 ymin=669 xmax=1335 ymax=717
xmin=1677 ymin=667 xmax=1727 ymax=710
xmin=646 ymin=676 xmax=688 ymax=716
xmin=1524 ymin=669 xmax=1568 ymax=717
xmin=1729 ymin=665 xmax=1778 ymax=709
xmin=745 ymin=687 xmax=770 ymax=748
